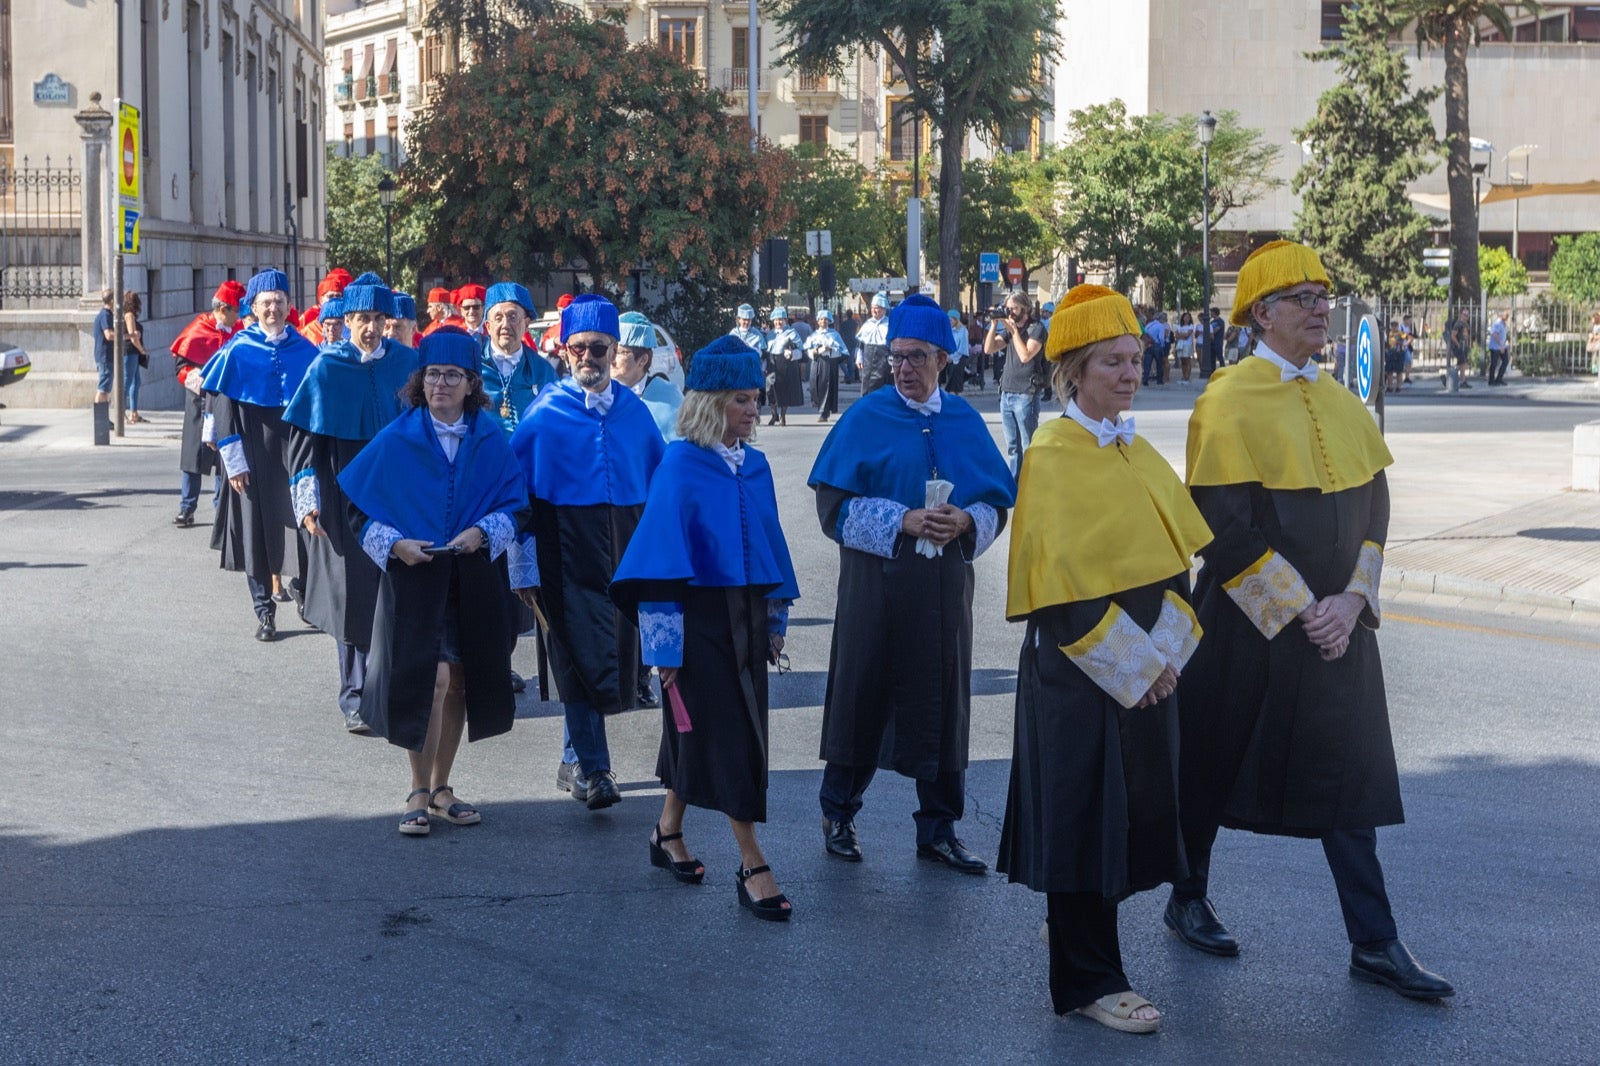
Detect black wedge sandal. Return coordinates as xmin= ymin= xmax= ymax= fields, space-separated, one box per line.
xmin=735 ymin=865 xmax=792 ymax=922
xmin=649 ymin=824 xmax=705 ymax=884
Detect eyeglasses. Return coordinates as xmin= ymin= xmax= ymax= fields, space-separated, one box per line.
xmin=888 ymin=349 xmax=935 ymax=368
xmin=567 ymin=342 xmax=613 ymax=359
xmin=459 ymin=302 xmax=484 ymax=312
xmin=423 ymin=368 xmax=467 ymax=385
xmin=1265 ymin=290 xmax=1331 ymax=311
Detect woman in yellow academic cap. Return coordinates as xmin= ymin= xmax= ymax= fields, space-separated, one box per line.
xmin=996 ymin=285 xmax=1212 ymax=1036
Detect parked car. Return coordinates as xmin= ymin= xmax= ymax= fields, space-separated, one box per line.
xmin=648 ymin=323 xmax=685 ymax=388
xmin=0 ymin=338 xmax=30 ymax=389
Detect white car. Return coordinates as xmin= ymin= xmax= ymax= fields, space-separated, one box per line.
xmin=647 ymin=322 xmax=685 ymax=388
xmin=0 ymin=338 xmax=30 ymax=390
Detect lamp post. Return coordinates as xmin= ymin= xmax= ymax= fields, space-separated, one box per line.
xmin=1505 ymin=144 xmax=1537 ymax=261
xmin=377 ymin=174 xmax=397 ymax=281
xmin=1197 ymin=110 xmax=1217 ymax=318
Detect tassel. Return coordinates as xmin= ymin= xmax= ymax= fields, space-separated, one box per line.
xmin=666 ymin=682 xmax=692 ymax=733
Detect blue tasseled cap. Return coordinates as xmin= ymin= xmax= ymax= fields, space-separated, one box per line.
xmin=685 ymin=335 xmax=763 ymax=392
xmin=319 ymin=295 xmax=345 ymax=320
xmin=341 ymin=271 xmax=396 ymax=317
xmin=561 ymin=293 xmax=619 ymax=341
xmin=618 ymin=311 xmax=655 ymax=349
xmin=887 ymin=293 xmax=957 ymax=354
xmin=736 ymin=303 xmax=756 ymax=320
xmin=244 ymin=269 xmax=290 ymax=309
xmin=418 ymin=326 xmax=479 ymax=372
xmin=392 ymin=291 xmax=417 ymax=320
xmin=871 ymin=291 xmax=890 ymax=309
xmin=486 ymin=281 xmax=536 ymax=317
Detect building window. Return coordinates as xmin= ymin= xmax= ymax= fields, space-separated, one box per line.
xmin=658 ymin=18 xmax=698 ymax=66
xmin=1319 ymin=1 xmax=1347 ymax=40
xmin=1002 ymin=116 xmax=1035 ymax=156
xmin=0 ymin=0 xmax=13 ymax=143
xmin=423 ymin=33 xmax=444 ymax=81
xmin=343 ymin=123 xmax=354 ymax=157
xmin=386 ymin=114 xmax=399 ymax=168
xmin=357 ymin=43 xmax=374 ymax=100
xmin=365 ymin=117 xmax=375 ymax=157
xmin=731 ymin=25 xmax=759 ymax=67
xmin=888 ymin=98 xmax=920 ymax=162
xmin=799 ymin=115 xmax=828 ymax=149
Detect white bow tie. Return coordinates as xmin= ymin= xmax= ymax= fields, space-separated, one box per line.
xmin=432 ymin=417 xmax=468 ymax=441
xmin=585 ymin=388 xmax=614 ymax=414
xmin=1281 ymin=361 xmax=1320 ymax=383
xmin=1096 ymin=417 xmax=1136 ymax=448
xmin=714 ymin=442 xmax=745 ymax=469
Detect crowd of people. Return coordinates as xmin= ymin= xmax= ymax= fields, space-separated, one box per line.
xmin=163 ymin=239 xmax=1450 ymax=1036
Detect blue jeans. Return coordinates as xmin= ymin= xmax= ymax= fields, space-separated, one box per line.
xmin=562 ymin=702 xmax=610 ymax=777
xmin=179 ymin=472 xmax=224 ymax=514
xmin=123 ymin=353 xmax=142 ymax=410
xmin=95 ymin=350 xmax=114 ymax=394
xmin=1142 ymin=347 xmax=1166 ymax=384
xmin=999 ymin=391 xmax=1040 ymax=477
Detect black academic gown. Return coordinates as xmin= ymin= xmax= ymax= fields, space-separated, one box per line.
xmin=288 ymin=432 xmax=377 ymax=647
xmin=209 ymin=394 xmax=297 ymax=583
xmin=814 ymin=485 xmax=1007 ymax=780
xmin=997 ymin=577 xmax=1190 ymax=902
xmin=1179 ymin=473 xmax=1403 ymax=837
xmin=179 ymin=389 xmax=217 ymax=477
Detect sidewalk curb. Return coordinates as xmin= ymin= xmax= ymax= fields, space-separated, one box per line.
xmin=1389 ymin=566 xmax=1600 ymax=618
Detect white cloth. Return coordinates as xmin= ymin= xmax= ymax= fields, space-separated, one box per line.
xmin=1065 ymin=399 xmax=1135 ymax=448
xmin=489 ymin=346 xmax=522 ymax=381
xmin=584 ymin=382 xmax=615 ymax=415
xmin=431 ymin=415 xmax=468 ymax=461
xmin=897 ymin=387 xmax=943 ymax=416
xmin=855 ymin=317 xmax=889 ymax=351
xmin=356 ymin=342 xmax=385 ymax=363
xmin=1255 ymin=341 xmax=1320 ymax=382
xmin=712 ymin=441 xmax=745 ymax=474
xmin=262 ymin=329 xmax=288 ymax=345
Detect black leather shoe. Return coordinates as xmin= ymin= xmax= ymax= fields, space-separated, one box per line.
xmin=510 ymin=670 xmax=527 ymax=694
xmin=1350 ymin=940 xmax=1454 ymax=1000
xmin=635 ymin=680 xmax=659 ymax=708
xmin=916 ymin=837 xmax=988 ymax=875
xmin=585 ymin=769 xmax=621 ymax=810
xmin=173 ymin=510 xmax=195 ymax=528
xmin=1164 ymin=895 xmax=1240 ymax=957
xmin=255 ymin=616 xmax=276 ymax=642
xmin=343 ymin=708 xmax=373 ymax=735
xmin=823 ymin=819 xmax=862 ymax=862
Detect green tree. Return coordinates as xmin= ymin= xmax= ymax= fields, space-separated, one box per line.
xmin=771 ymin=0 xmax=1060 ymax=309
xmin=1479 ymin=244 xmax=1529 ymax=296
xmin=780 ymin=150 xmax=910 ymax=301
xmin=926 ymin=152 xmax=1058 ymax=295
xmin=325 ymin=150 xmax=433 ymax=295
xmin=1550 ymin=232 xmax=1600 ymax=305
xmin=1294 ymin=2 xmax=1440 ymax=298
xmin=405 ymin=12 xmax=794 ymax=291
xmin=1392 ymin=0 xmax=1539 ymax=311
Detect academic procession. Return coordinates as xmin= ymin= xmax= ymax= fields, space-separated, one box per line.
xmin=161 ymin=236 xmax=1452 ymax=1040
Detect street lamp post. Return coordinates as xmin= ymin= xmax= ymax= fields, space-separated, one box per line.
xmin=1197 ymin=110 xmax=1217 ymax=320
xmin=1505 ymin=144 xmax=1537 ymax=261
xmin=377 ymin=175 xmax=397 ymax=281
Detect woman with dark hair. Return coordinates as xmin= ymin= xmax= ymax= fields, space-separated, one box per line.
xmin=123 ymin=290 xmax=148 ymax=422
xmin=337 ymin=328 xmax=527 ymax=836
xmin=611 ymin=335 xmax=801 ymax=922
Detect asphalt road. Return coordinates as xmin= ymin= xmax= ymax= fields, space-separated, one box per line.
xmin=3 ymin=387 xmax=1599 ymax=1064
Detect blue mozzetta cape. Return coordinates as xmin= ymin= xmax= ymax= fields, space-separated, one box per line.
xmin=282 ymin=339 xmax=419 ymax=440
xmin=639 ymin=376 xmax=683 ymax=441
xmin=200 ymin=323 xmax=320 ymax=407
xmin=807 ymin=386 xmax=1016 ymax=510
xmin=510 ymin=380 xmax=666 ymax=507
xmin=479 ymin=340 xmax=558 ymax=436
xmin=337 ymin=405 xmax=527 ymax=545
xmin=612 ymin=441 xmax=799 ymax=601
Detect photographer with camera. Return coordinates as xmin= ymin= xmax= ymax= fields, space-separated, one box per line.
xmin=984 ymin=292 xmax=1048 ymax=476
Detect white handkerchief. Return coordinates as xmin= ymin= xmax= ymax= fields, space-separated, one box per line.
xmin=918 ymin=479 xmax=955 ymax=558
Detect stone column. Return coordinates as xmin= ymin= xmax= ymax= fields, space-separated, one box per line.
xmin=74 ymin=93 xmax=114 ymax=306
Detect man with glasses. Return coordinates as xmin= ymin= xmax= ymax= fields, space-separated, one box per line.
xmin=808 ymin=294 xmax=1016 ymax=873
xmin=456 ymin=284 xmax=487 ymax=337
xmin=510 ymin=295 xmax=667 ymax=811
xmin=984 ymin=291 xmax=1048 ymax=476
xmin=1170 ymin=240 xmax=1453 ymax=1001
xmin=478 ymin=282 xmax=556 ymax=437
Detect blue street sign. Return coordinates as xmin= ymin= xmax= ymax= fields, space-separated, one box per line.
xmin=1355 ymin=314 xmax=1377 ymax=404
xmin=978 ymin=252 xmax=1001 ymax=284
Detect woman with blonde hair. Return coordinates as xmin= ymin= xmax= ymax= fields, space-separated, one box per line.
xmin=997 ymin=285 xmax=1212 ymax=1034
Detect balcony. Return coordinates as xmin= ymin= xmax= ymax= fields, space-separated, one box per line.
xmin=381 ymin=70 xmax=401 ymax=100
xmin=335 ymin=76 xmax=355 ymax=108
xmin=793 ymin=70 xmax=840 ymax=102
xmin=717 ymin=66 xmax=771 ymax=98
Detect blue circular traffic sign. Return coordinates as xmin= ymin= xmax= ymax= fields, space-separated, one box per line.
xmin=1355 ymin=314 xmax=1376 ymax=404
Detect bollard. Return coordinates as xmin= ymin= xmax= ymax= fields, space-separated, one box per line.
xmin=93 ymin=400 xmax=111 ymax=445
xmin=1445 ymin=361 xmax=1459 ymax=395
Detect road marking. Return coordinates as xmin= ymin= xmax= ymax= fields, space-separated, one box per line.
xmin=1388 ymin=610 xmax=1600 ymax=650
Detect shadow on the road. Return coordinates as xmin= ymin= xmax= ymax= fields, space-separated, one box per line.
xmin=0 ymin=488 xmax=175 ymax=511
xmin=0 ymin=561 xmax=86 ymax=571
xmin=0 ymin=422 xmax=43 ymax=443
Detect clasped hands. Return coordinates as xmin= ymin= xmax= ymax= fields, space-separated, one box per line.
xmin=900 ymin=504 xmax=972 ymax=547
xmin=1299 ymin=591 xmax=1364 ymax=661
xmin=391 ymin=527 xmax=486 ymax=567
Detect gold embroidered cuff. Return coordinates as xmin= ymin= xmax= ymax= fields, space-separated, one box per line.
xmin=1060 ymin=604 xmax=1167 ymax=709
xmin=1223 ymin=549 xmax=1315 ymax=640
xmin=1345 ymin=540 xmax=1383 ymax=622
xmin=1149 ymin=591 xmax=1203 ymax=670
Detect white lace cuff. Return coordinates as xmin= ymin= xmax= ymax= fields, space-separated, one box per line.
xmin=201 ymin=412 xmax=216 ymax=444
xmin=639 ymin=601 xmax=685 ymax=668
xmin=290 ymin=470 xmax=320 ymax=525
xmin=1148 ymin=590 xmax=1202 ymax=671
xmin=961 ymin=502 xmax=999 ymax=561
xmin=1345 ymin=540 xmax=1383 ymax=623
xmin=217 ymin=435 xmax=248 ymax=478
xmin=840 ymin=496 xmax=907 ymax=559
xmin=1060 ymin=604 xmax=1168 ymax=710
xmin=1223 ymin=549 xmax=1316 ymax=640
xmin=474 ymin=511 xmax=516 ymax=561
xmin=767 ymin=598 xmax=791 ymax=637
xmin=507 ymin=533 xmax=540 ymax=589
xmin=361 ymin=520 xmax=404 ymax=571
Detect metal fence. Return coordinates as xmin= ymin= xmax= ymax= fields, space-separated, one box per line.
xmin=0 ymin=156 xmax=83 ymax=309
xmin=1362 ymin=297 xmax=1599 ymax=378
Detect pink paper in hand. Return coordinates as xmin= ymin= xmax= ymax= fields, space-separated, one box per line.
xmin=666 ymin=683 xmax=693 ymax=733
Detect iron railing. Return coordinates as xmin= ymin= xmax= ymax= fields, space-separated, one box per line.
xmin=1364 ymin=297 xmax=1598 ymax=378
xmin=717 ymin=67 xmax=770 ymax=94
xmin=0 ymin=156 xmax=83 ymax=308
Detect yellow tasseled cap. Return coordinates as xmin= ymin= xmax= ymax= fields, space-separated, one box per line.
xmin=1044 ymin=285 xmax=1142 ymax=361
xmin=1230 ymin=240 xmax=1332 ymax=326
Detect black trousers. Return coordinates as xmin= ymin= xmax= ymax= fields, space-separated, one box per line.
xmin=1488 ymin=349 xmax=1509 ymax=383
xmin=1174 ymin=822 xmax=1399 ymax=946
xmin=337 ymin=641 xmax=368 ymax=716
xmin=245 ymin=575 xmax=275 ymax=621
xmin=818 ymin=761 xmax=964 ymax=845
xmin=1046 ymin=892 xmax=1130 ymax=1014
